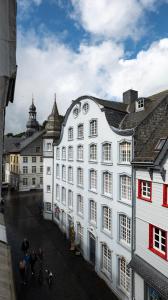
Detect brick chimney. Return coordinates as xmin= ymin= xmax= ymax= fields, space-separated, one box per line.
xmin=123 ymin=89 xmax=138 ymax=105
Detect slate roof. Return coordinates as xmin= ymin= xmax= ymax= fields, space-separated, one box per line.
xmin=129 ymin=254 xmax=168 ymax=300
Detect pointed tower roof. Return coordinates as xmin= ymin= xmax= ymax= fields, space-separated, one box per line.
xmin=45 ymin=95 xmax=61 ymax=139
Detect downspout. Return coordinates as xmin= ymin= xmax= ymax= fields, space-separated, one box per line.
xmin=52 ymin=142 xmax=54 ymax=222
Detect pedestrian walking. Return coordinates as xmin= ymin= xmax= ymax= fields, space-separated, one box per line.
xmin=45 ymin=269 xmax=54 ymax=288
xmin=30 ymin=250 xmax=37 ymax=275
xmin=19 ymin=260 xmax=26 ymax=285
xmin=21 ymin=238 xmax=29 ymax=254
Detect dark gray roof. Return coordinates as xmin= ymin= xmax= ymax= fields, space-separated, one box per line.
xmin=129 ymin=254 xmax=168 ymax=300
xmin=4 ymin=136 xmax=24 ymax=154
xmin=19 ymin=130 xmax=45 ymax=152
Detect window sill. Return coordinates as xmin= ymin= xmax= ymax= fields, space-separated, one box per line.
xmin=89 ymin=135 xmax=98 ymax=138
xmin=89 ymin=160 xmax=98 ymax=164
xmin=101 ymin=162 xmax=113 ymax=166
xmin=77 ymin=213 xmax=84 ymax=219
xmin=62 ymin=159 xmax=66 ymax=161
xmin=68 ymin=159 xmax=74 ymax=162
xmin=67 ymin=182 xmax=74 ymax=185
xmin=101 ymin=194 xmax=113 ymax=200
xmin=162 ymin=204 xmax=168 ymax=208
xmin=89 ymin=221 xmax=97 ymax=228
xmin=101 ymin=270 xmax=112 ymax=282
xmin=88 ymin=189 xmax=97 ymax=195
xmin=77 ymin=137 xmax=84 ymax=140
xmin=117 ymin=162 xmax=131 ymax=166
xmin=117 ymin=284 xmax=130 ymax=298
xmin=117 ymin=240 xmax=131 ymax=252
xmin=77 ymin=185 xmax=84 ymax=189
xmin=68 ymin=139 xmax=73 ymax=142
xmin=118 ymin=199 xmax=132 ymax=207
xmin=148 ymin=247 xmax=167 ymax=260
xmin=77 ymin=159 xmax=84 ymax=162
xmin=138 ymin=196 xmax=152 ymax=203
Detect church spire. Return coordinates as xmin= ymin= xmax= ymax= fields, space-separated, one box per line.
xmin=45 ymin=94 xmax=61 ymax=139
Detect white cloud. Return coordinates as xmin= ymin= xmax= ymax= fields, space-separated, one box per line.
xmin=17 ymin=0 xmax=43 ymax=19
xmin=5 ymin=29 xmax=168 ymax=133
xmin=70 ymin=0 xmax=166 ymax=41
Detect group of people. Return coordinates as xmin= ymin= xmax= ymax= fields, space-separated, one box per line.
xmin=19 ymin=238 xmax=53 ymax=287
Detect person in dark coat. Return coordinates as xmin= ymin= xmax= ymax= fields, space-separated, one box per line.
xmin=19 ymin=260 xmax=26 ymax=284
xmin=30 ymin=250 xmax=37 ymax=275
xmin=21 ymin=238 xmax=29 ymax=254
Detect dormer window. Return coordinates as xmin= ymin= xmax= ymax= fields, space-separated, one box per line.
xmin=136 ymin=98 xmax=144 ymax=111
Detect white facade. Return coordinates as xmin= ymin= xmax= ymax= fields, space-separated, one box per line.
xmin=134 ymin=155 xmax=168 ymax=300
xmin=43 ymin=98 xmax=133 ymax=300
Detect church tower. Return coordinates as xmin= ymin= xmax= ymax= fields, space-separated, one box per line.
xmin=43 ymin=95 xmax=62 ymax=220
xmin=26 ymin=97 xmax=39 ymax=137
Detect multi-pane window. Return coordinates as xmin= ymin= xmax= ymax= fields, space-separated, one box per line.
xmin=62 ymin=147 xmax=66 ymax=160
xmin=23 ymin=166 xmax=28 ymax=174
xmin=32 ymin=178 xmax=36 ymax=185
xmin=163 ymin=184 xmax=168 ymax=207
xmin=46 ymin=202 xmax=52 ymax=212
xmin=36 ymin=147 xmax=40 ymax=153
xmin=102 ymin=244 xmax=112 ymax=277
xmin=77 ymin=194 xmax=84 ymax=216
xmin=90 ymin=120 xmax=97 ymax=136
xmin=137 ymin=98 xmax=144 ymax=110
xmin=119 ymin=142 xmax=131 ymax=163
xmin=77 ymin=145 xmax=83 ymax=161
xmin=90 ymin=200 xmax=97 ymax=224
xmin=56 ymin=147 xmax=60 ymax=160
xmin=46 ymin=166 xmax=51 ymax=175
xmin=90 ymin=169 xmax=97 ymax=191
xmin=62 ymin=165 xmax=66 ymax=181
xmin=23 ymin=178 xmax=28 ymax=186
xmin=149 ymin=224 xmax=167 ymax=260
xmin=68 ymin=127 xmax=73 ymax=140
xmin=46 ymin=143 xmax=52 ymax=151
xmin=68 ymin=146 xmax=73 ymax=161
xmin=120 ymin=175 xmax=131 ymax=202
xmin=68 ymin=166 xmax=73 ymax=183
xmin=119 ymin=215 xmax=131 ymax=246
xmin=77 ymin=168 xmax=83 ymax=187
xmin=56 ymin=184 xmax=60 ymax=201
xmin=138 ymin=180 xmax=152 ymax=201
xmin=23 ymin=157 xmax=28 ymax=163
xmin=47 ymin=185 xmax=51 ymax=193
xmin=102 ymin=206 xmax=112 ymax=232
xmin=32 ymin=166 xmax=36 ymax=173
xmin=77 ymin=124 xmax=84 ymax=139
xmin=40 ymin=166 xmax=43 ymax=173
xmin=82 ymin=102 xmax=89 ymax=114
xmin=32 ymin=156 xmax=36 ymax=163
xmin=77 ymin=223 xmax=83 ymax=250
xmin=89 ymin=144 xmax=97 ymax=161
xmin=68 ymin=190 xmax=73 ymax=209
xmin=103 ymin=172 xmax=112 ymax=197
xmin=40 ymin=177 xmax=43 ymax=185
xmin=56 ymin=164 xmax=60 ymax=178
xmin=40 ymin=156 xmax=43 ymax=162
xmin=62 ymin=187 xmax=66 ymax=205
xmin=102 ymin=143 xmax=112 ymax=162
xmin=119 ymin=257 xmax=131 ymax=293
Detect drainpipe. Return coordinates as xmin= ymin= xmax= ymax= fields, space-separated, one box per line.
xmin=52 ymin=142 xmax=54 ymax=222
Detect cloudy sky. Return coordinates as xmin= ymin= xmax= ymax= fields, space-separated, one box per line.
xmin=5 ymin=0 xmax=168 ymax=133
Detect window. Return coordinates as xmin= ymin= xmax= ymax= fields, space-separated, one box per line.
xmin=23 ymin=166 xmax=28 ymax=174
xmin=73 ymin=107 xmax=79 ymax=118
xmin=32 ymin=166 xmax=36 ymax=173
xmin=32 ymin=178 xmax=36 ymax=185
xmin=36 ymin=146 xmax=40 ymax=153
xmin=77 ymin=223 xmax=83 ymax=250
xmin=102 ymin=206 xmax=112 ymax=233
xmin=120 ymin=175 xmax=131 ymax=202
xmin=23 ymin=178 xmax=28 ymax=186
xmin=149 ymin=224 xmax=167 ymax=260
xmin=32 ymin=156 xmax=36 ymax=163
xmin=102 ymin=143 xmax=111 ymax=162
xmin=68 ymin=127 xmax=73 ymax=140
xmin=89 ymin=144 xmax=97 ymax=161
xmin=56 ymin=184 xmax=60 ymax=201
xmin=46 ymin=143 xmax=52 ymax=151
xmin=40 ymin=156 xmax=43 ymax=162
xmin=163 ymin=184 xmax=168 ymax=207
xmin=90 ymin=200 xmax=97 ymax=224
xmin=103 ymin=172 xmax=112 ymax=197
xmin=119 ymin=257 xmax=131 ymax=293
xmin=68 ymin=190 xmax=73 ymax=209
xmin=68 ymin=146 xmax=73 ymax=161
xmin=90 ymin=169 xmax=97 ymax=192
xmin=102 ymin=244 xmax=112 ymax=277
xmin=46 ymin=166 xmax=51 ymax=175
xmin=46 ymin=202 xmax=51 ymax=212
xmin=68 ymin=166 xmax=73 ymax=183
xmin=136 ymin=98 xmax=144 ymax=111
xmin=62 ymin=147 xmax=66 ymax=160
xmin=119 ymin=215 xmax=131 ymax=246
xmin=54 ymin=204 xmax=60 ymax=220
xmin=40 ymin=177 xmax=43 ymax=185
xmin=82 ymin=102 xmax=89 ymax=114
xmin=77 ymin=145 xmax=83 ymax=161
xmin=77 ymin=124 xmax=84 ymax=139
xmin=23 ymin=157 xmax=28 ymax=163
xmin=40 ymin=166 xmax=43 ymax=173
xmin=62 ymin=187 xmax=66 ymax=205
xmin=56 ymin=147 xmax=60 ymax=160
xmin=47 ymin=185 xmax=51 ymax=193
xmin=56 ymin=164 xmax=60 ymax=179
xmin=138 ymin=180 xmax=152 ymax=202
xmin=119 ymin=142 xmax=131 ymax=163
xmin=90 ymin=119 xmax=97 ymax=136
xmin=77 ymin=168 xmax=83 ymax=187
xmin=77 ymin=194 xmax=84 ymax=216
xmin=62 ymin=165 xmax=66 ymax=181
xmin=147 ymin=286 xmax=163 ymax=300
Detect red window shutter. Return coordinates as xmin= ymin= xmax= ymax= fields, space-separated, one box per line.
xmin=150 ymin=181 xmax=152 ymax=201
xmin=163 ymin=184 xmax=168 ymax=207
xmin=138 ymin=180 xmax=141 ymax=198
xmin=149 ymin=224 xmax=153 ymax=249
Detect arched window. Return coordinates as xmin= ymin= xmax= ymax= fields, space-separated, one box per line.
xmin=119 ymin=141 xmax=131 ymax=163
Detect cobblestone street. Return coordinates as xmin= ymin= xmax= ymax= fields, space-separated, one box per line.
xmin=4 ymin=191 xmax=118 ymax=300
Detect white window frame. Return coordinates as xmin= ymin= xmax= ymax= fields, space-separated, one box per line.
xmin=89 ymin=200 xmax=97 ymax=224
xmin=89 ymin=169 xmax=97 ymax=192
xmin=153 ymin=226 xmax=166 ymax=255
xmin=119 ymin=141 xmax=131 ymax=164
xmin=46 ymin=166 xmax=51 ymax=175
xmin=102 ymin=206 xmax=112 ymax=233
xmin=56 ymin=184 xmax=60 ymax=201
xmin=119 ymin=257 xmax=131 ymax=294
xmin=62 ymin=147 xmax=66 ymax=160
xmin=46 ymin=143 xmax=52 ymax=151
xmin=102 ymin=244 xmax=112 ymax=278
xmin=47 ymin=185 xmax=51 ymax=193
xmin=102 ymin=171 xmax=112 ymax=197
xmin=23 ymin=178 xmax=28 ymax=186
xmin=77 ymin=145 xmax=84 ymax=161
xmin=102 ymin=142 xmax=112 ymax=163
xmin=82 ymin=102 xmax=89 ymax=114
xmin=119 ymin=214 xmax=131 ymax=247
xmin=68 ymin=146 xmax=73 ymax=161
xmin=90 ymin=119 xmax=97 ymax=137
xmin=77 ymin=222 xmax=83 ymax=250
xmin=23 ymin=166 xmax=28 ymax=174
xmin=68 ymin=127 xmax=73 ymax=141
xmin=68 ymin=166 xmax=73 ymax=183
xmin=56 ymin=164 xmax=60 ymax=179
xmin=77 ymin=167 xmax=83 ymax=187
xmin=120 ymin=175 xmax=131 ymax=203
xmin=56 ymin=147 xmax=60 ymax=160
xmin=45 ymin=202 xmax=52 ymax=212
xmin=62 ymin=187 xmax=66 ymax=205
xmin=77 ymin=124 xmax=84 ymax=139
xmin=23 ymin=156 xmax=28 ymax=163
xmin=68 ymin=190 xmax=73 ymax=210
xmin=77 ymin=194 xmax=84 ymax=216
xmin=89 ymin=143 xmax=97 ymax=161
xmin=62 ymin=165 xmax=66 ymax=181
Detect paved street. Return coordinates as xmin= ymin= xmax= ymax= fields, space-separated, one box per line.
xmin=4 ymin=191 xmax=118 ymax=300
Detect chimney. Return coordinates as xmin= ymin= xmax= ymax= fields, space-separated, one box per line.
xmin=123 ymin=89 xmax=138 ymax=105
